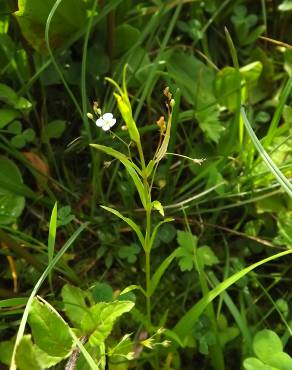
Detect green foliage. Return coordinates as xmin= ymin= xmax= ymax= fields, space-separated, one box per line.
xmin=28 ymin=298 xmax=73 ymax=357
xmin=243 ymin=330 xmax=292 ymax=370
xmin=0 ymin=156 xmax=25 ymax=224
xmin=81 ymin=300 xmax=134 ymax=347
xmin=1 ymin=2 xmax=292 ymax=370
xmin=14 ymin=0 xmax=87 ymax=53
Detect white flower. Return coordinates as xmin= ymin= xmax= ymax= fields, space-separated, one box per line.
xmin=96 ymin=113 xmax=116 ymax=131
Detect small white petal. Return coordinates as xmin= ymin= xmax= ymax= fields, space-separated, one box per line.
xmin=96 ymin=118 xmax=105 ymax=127
xmin=102 ymin=123 xmax=111 ymax=131
xmin=109 ymin=118 xmax=116 ymax=127
xmin=102 ymin=113 xmax=113 ymax=120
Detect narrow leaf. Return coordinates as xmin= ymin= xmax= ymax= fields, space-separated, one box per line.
xmin=149 ymin=248 xmax=179 ymax=296
xmin=174 ymin=248 xmax=292 ymax=340
xmin=101 ymin=205 xmax=145 ymax=248
xmin=241 ymin=108 xmax=292 ymax=197
xmin=10 ymin=223 xmax=87 ymax=370
xmin=48 ymin=202 xmax=57 ymax=285
xmin=90 ymin=144 xmax=147 ymax=207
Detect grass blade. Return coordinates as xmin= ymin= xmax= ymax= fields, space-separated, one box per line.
xmin=100 ymin=205 xmax=145 ymax=248
xmin=10 ymin=222 xmax=88 ymax=370
xmin=174 ymin=248 xmax=292 ymax=340
xmin=241 ymin=107 xmax=292 ymax=197
xmin=48 ymin=202 xmax=57 ymax=289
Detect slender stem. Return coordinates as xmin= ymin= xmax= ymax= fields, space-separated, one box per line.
xmin=136 ymin=137 xmax=153 ymax=329
xmin=145 ymin=207 xmax=152 ymax=328
xmin=137 ymin=140 xmax=146 ymax=172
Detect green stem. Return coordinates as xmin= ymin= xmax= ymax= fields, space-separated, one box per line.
xmin=196 ymin=260 xmax=225 ymax=370
xmin=136 ymin=137 xmax=153 ymax=329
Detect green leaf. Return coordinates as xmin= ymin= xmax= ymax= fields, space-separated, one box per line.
xmin=81 ymin=301 xmax=134 ymax=347
xmin=91 ymin=282 xmax=113 ymax=302
xmin=28 ymin=298 xmax=73 ymax=357
xmin=177 ymin=230 xmax=197 ymax=250
xmin=174 ymin=248 xmax=292 ymax=340
xmin=243 ymin=357 xmax=271 ymax=370
xmin=157 ymin=223 xmax=177 ymax=243
xmin=253 ymin=330 xmax=283 ymax=363
xmin=195 ymin=105 xmax=225 ymax=143
xmin=44 ymin=120 xmax=66 ymax=139
xmin=14 ymin=97 xmax=32 ymax=111
xmin=273 ymin=211 xmax=292 ymax=247
xmin=0 ymin=156 xmax=25 ymax=225
xmin=10 ymin=222 xmax=87 ymax=370
xmin=101 ymin=205 xmax=145 ymax=248
xmin=197 ymin=246 xmax=219 ymax=268
xmin=10 ymin=134 xmax=26 ymax=149
xmin=61 ymin=284 xmax=89 ymax=327
xmin=113 ymin=24 xmax=140 ymax=57
xmin=0 ymin=83 xmax=18 ymax=106
xmin=241 ymin=108 xmax=292 ymax=197
xmin=22 ymin=128 xmax=35 ymax=142
xmin=118 ymin=244 xmax=140 ymax=263
xmin=0 ymin=340 xmax=14 ymax=365
xmin=91 ymin=145 xmax=147 ymax=208
xmin=214 ymin=66 xmax=242 ymax=112
xmin=15 ymin=336 xmax=42 ymax=370
xmin=14 ymin=0 xmax=87 ymax=53
xmin=48 ymin=202 xmax=57 ymax=271
xmin=15 ymin=335 xmax=63 ymax=370
xmin=149 ymin=218 xmax=174 ymax=250
xmin=176 ymin=230 xmax=197 ymax=271
xmin=0 ymin=109 xmax=20 ymax=129
xmin=149 ymin=248 xmax=179 ymax=295
xmin=0 ymin=298 xmax=28 ymax=309
xmin=7 ymin=120 xmax=22 ymax=134
xmin=279 ymin=0 xmax=292 ymax=11
xmin=266 ymin=352 xmax=292 ymax=370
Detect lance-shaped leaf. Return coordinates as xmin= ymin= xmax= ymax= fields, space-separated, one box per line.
xmin=81 ymin=301 xmax=134 ymax=347
xmin=90 ymin=144 xmax=147 ymax=208
xmin=101 ymin=205 xmax=145 ymax=248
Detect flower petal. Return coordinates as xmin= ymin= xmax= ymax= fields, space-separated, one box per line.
xmin=109 ymin=118 xmax=116 ymax=127
xmin=102 ymin=113 xmax=113 ymax=120
xmin=96 ymin=118 xmax=105 ymax=127
xmin=102 ymin=123 xmax=111 ymax=131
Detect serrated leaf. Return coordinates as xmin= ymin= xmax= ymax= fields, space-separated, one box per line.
xmin=15 ymin=336 xmax=42 ymax=370
xmin=28 ymin=298 xmax=73 ymax=357
xmin=197 ymin=246 xmax=219 ymax=268
xmin=61 ymin=284 xmax=90 ymax=327
xmin=176 ymin=231 xmax=197 ymax=271
xmin=81 ymin=301 xmax=134 ymax=347
xmin=15 ymin=335 xmax=63 ymax=370
xmin=177 ymin=230 xmax=197 ymax=251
